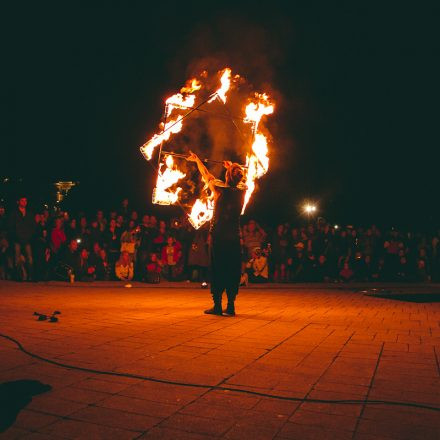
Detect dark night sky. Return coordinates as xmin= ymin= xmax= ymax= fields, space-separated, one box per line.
xmin=2 ymin=2 xmax=439 ymax=228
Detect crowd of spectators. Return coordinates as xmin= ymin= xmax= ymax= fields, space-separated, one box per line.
xmin=1 ymin=196 xmax=440 ymax=284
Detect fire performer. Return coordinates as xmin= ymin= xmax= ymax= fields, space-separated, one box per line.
xmin=186 ymin=151 xmax=246 ymax=316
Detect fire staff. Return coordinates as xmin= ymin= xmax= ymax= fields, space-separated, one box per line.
xmin=186 ymin=151 xmax=246 ymax=316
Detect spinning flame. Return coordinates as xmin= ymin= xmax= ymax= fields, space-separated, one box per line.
xmin=242 ymin=93 xmax=274 ymax=213
xmin=140 ymin=68 xmax=274 ymax=228
xmin=188 ymin=198 xmax=215 ymax=229
xmin=152 ymin=155 xmax=186 ymax=205
xmin=208 ymin=68 xmax=232 ymax=104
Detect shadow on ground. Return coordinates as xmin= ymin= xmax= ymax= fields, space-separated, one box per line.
xmin=0 ymin=380 xmax=52 ymax=432
xmin=365 ymin=293 xmax=440 ymax=303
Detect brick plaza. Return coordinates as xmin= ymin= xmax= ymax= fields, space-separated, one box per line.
xmin=0 ymin=282 xmax=439 ymax=439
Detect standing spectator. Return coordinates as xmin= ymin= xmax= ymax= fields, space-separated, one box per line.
xmin=137 ymin=214 xmax=153 ymax=280
xmin=242 ymin=220 xmax=266 ymax=259
xmin=9 ymin=196 xmax=36 ymax=281
xmin=78 ymin=216 xmax=91 ymax=249
xmin=65 ymin=218 xmax=78 ymax=242
xmin=271 ymin=224 xmax=289 ymax=282
xmin=115 ymin=251 xmax=134 ymax=281
xmin=96 ymin=210 xmax=107 ymax=232
xmin=89 ymin=219 xmax=102 ymax=246
xmin=104 ymin=218 xmax=121 ymax=270
xmin=34 ymin=213 xmax=51 ymax=281
xmin=187 ymin=227 xmax=209 ymax=283
xmin=120 ymin=198 xmax=130 ymax=218
xmin=116 ymin=214 xmax=125 ymax=229
xmin=89 ymin=242 xmax=102 ymax=267
xmin=152 ymin=220 xmax=167 ymax=254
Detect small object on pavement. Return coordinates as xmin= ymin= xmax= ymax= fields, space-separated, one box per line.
xmin=125 ymin=283 xmax=132 ymax=288
xmin=33 ymin=312 xmax=47 ymax=321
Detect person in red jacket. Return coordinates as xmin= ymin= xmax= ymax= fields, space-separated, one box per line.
xmin=50 ymin=217 xmax=66 ymax=254
xmin=161 ymin=236 xmax=182 ymax=281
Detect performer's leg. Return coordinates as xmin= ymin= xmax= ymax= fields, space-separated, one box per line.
xmin=205 ymin=240 xmax=223 ymax=315
xmin=224 ymin=246 xmax=241 ymax=316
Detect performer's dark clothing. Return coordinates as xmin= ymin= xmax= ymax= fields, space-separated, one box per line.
xmin=210 ymin=184 xmax=245 ymax=306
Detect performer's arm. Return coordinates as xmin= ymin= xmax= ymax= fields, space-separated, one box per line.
xmin=186 ymin=151 xmax=216 ymax=189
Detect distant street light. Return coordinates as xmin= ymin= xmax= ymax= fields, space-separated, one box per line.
xmin=302 ymin=203 xmax=317 ymax=222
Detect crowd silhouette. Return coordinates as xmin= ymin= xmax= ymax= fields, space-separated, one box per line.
xmin=1 ymin=197 xmax=439 ymax=284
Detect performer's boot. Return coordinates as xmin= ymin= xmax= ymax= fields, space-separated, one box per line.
xmin=224 ymin=289 xmax=237 ymax=316
xmin=224 ymin=301 xmax=235 ymax=316
xmin=204 ymin=292 xmax=222 ymax=315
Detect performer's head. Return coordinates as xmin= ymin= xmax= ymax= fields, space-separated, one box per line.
xmin=225 ymin=163 xmax=244 ymax=187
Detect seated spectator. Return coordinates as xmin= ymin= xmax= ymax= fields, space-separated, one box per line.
xmin=56 ymin=239 xmax=80 ymax=280
xmin=145 ymin=252 xmax=162 ymax=283
xmin=288 ymin=251 xmax=306 ymax=282
xmin=120 ymin=220 xmax=138 ymax=261
xmin=304 ymin=253 xmax=318 ymax=281
xmin=246 ymin=248 xmax=269 ymax=283
xmin=78 ymin=248 xmax=96 ymax=281
xmin=316 ymin=255 xmax=332 ymax=282
xmin=50 ymin=217 xmax=66 ymax=255
xmin=161 ymin=236 xmax=182 ymax=281
xmin=339 ymin=261 xmax=354 ymax=282
xmin=415 ymin=259 xmax=429 ymax=282
xmin=115 ymin=251 xmax=134 ymax=281
xmin=95 ymin=248 xmax=111 ymax=281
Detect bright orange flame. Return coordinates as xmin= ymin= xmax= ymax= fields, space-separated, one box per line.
xmin=241 ymin=94 xmax=274 ymax=213
xmin=140 ymin=79 xmax=200 ymax=161
xmin=152 ymin=155 xmax=186 ymax=205
xmin=140 ymin=118 xmax=183 ymax=161
xmin=208 ymin=68 xmax=232 ymax=104
xmin=165 ymin=94 xmax=196 ymax=116
xmin=188 ymin=197 xmax=214 ymax=229
xmin=180 ymin=78 xmax=202 ymax=94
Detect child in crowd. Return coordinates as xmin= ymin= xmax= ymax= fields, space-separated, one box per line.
xmin=145 ymin=253 xmax=162 ymax=283
xmin=115 ymin=251 xmax=134 ymax=281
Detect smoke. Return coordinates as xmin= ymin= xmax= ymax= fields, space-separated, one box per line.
xmin=155 ymin=14 xmax=292 ymax=206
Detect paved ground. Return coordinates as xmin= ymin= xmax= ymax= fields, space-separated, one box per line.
xmin=0 ymin=281 xmax=439 ymax=440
